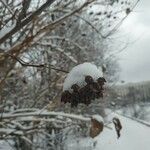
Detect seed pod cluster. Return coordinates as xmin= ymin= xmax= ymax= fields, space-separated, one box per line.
xmin=61 ymin=75 xmax=106 ymax=107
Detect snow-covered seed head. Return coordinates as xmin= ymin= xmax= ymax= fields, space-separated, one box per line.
xmin=85 ymin=75 xmax=94 ymax=84
xmin=63 ymin=63 xmax=103 ymax=91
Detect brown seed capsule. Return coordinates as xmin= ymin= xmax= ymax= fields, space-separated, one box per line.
xmin=79 ymin=86 xmax=87 ymax=104
xmin=71 ymin=84 xmax=80 ymax=107
xmin=126 ymin=8 xmax=131 ymax=15
xmin=61 ymin=90 xmax=72 ymax=103
xmin=85 ymin=76 xmax=99 ymax=102
xmin=97 ymin=77 xmax=106 ymax=89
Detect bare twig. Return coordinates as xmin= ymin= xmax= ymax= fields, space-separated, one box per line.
xmin=2 ymin=110 xmax=91 ymax=121
xmin=104 ymin=0 xmax=140 ymax=38
xmin=0 ymin=0 xmax=15 ymax=16
xmin=0 ymin=0 xmax=56 ymax=44
xmin=7 ymin=53 xmax=69 ymax=73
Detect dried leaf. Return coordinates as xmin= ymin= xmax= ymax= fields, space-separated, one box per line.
xmin=90 ymin=118 xmax=104 ymax=138
xmin=113 ymin=117 xmax=122 ymax=138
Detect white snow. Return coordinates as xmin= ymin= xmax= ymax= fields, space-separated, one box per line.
xmin=0 ymin=140 xmax=14 ymax=150
xmin=2 ymin=111 xmax=91 ymax=122
xmin=95 ymin=114 xmax=150 ymax=150
xmin=0 ymin=23 xmax=16 ymax=39
xmin=66 ymin=113 xmax=150 ymax=150
xmin=63 ymin=62 xmax=103 ymax=91
xmin=0 ymin=129 xmax=23 ymax=135
xmin=1 ymin=112 xmax=150 ymax=150
xmin=92 ymin=114 xmax=104 ymax=123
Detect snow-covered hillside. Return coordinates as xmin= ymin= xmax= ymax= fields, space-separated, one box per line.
xmin=66 ymin=114 xmax=150 ymax=150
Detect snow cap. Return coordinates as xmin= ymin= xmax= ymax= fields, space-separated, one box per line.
xmin=92 ymin=114 xmax=104 ymax=123
xmin=63 ymin=62 xmax=103 ymax=91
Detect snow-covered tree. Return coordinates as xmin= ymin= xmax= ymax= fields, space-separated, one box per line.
xmin=0 ymin=0 xmax=139 ymax=149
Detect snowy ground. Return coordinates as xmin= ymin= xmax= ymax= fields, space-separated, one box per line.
xmin=0 ymin=140 xmax=13 ymax=150
xmin=66 ymin=113 xmax=150 ymax=150
xmin=1 ymin=113 xmax=150 ymax=150
xmin=95 ymin=114 xmax=150 ymax=150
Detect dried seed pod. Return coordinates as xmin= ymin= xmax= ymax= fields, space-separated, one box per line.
xmin=121 ymin=1 xmax=124 ymax=5
xmin=85 ymin=76 xmax=97 ymax=100
xmin=104 ymin=11 xmax=107 ymax=15
xmin=61 ymin=90 xmax=72 ymax=103
xmin=81 ymin=33 xmax=86 ymax=37
xmin=126 ymin=8 xmax=131 ymax=15
xmin=71 ymin=84 xmax=80 ymax=107
xmin=89 ymin=11 xmax=94 ymax=15
xmin=97 ymin=77 xmax=106 ymax=90
xmin=85 ymin=75 xmax=94 ymax=84
xmin=79 ymin=86 xmax=87 ymax=104
xmin=84 ymin=84 xmax=92 ymax=105
xmin=97 ymin=77 xmax=106 ymax=83
xmin=96 ymin=12 xmax=101 ymax=15
xmin=113 ymin=16 xmax=117 ymax=19
xmin=61 ymin=23 xmax=66 ymax=26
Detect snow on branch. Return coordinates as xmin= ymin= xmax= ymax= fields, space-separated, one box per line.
xmin=0 ymin=108 xmax=108 ymax=140
xmin=2 ymin=110 xmax=91 ymax=121
xmin=43 ymin=36 xmax=85 ymax=51
xmin=36 ymin=42 xmax=78 ymax=64
xmin=5 ymin=53 xmax=69 ymax=73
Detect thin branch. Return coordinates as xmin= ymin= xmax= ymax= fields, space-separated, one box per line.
xmin=44 ymin=36 xmax=85 ymax=51
xmin=2 ymin=110 xmax=91 ymax=121
xmin=5 ymin=0 xmax=94 ymax=56
xmin=103 ymin=0 xmax=140 ymax=38
xmin=17 ymin=0 xmax=32 ymax=22
xmin=36 ymin=42 xmax=78 ymax=63
xmin=0 ymin=0 xmax=15 ymax=16
xmin=0 ymin=0 xmax=56 ymax=44
xmin=6 ymin=53 xmax=69 ymax=73
xmin=59 ymin=9 xmax=105 ymax=38
xmin=37 ymin=0 xmax=95 ymax=34
xmin=21 ymin=136 xmax=34 ymax=146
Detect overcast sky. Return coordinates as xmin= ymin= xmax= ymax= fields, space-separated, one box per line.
xmin=117 ymin=0 xmax=150 ymax=83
